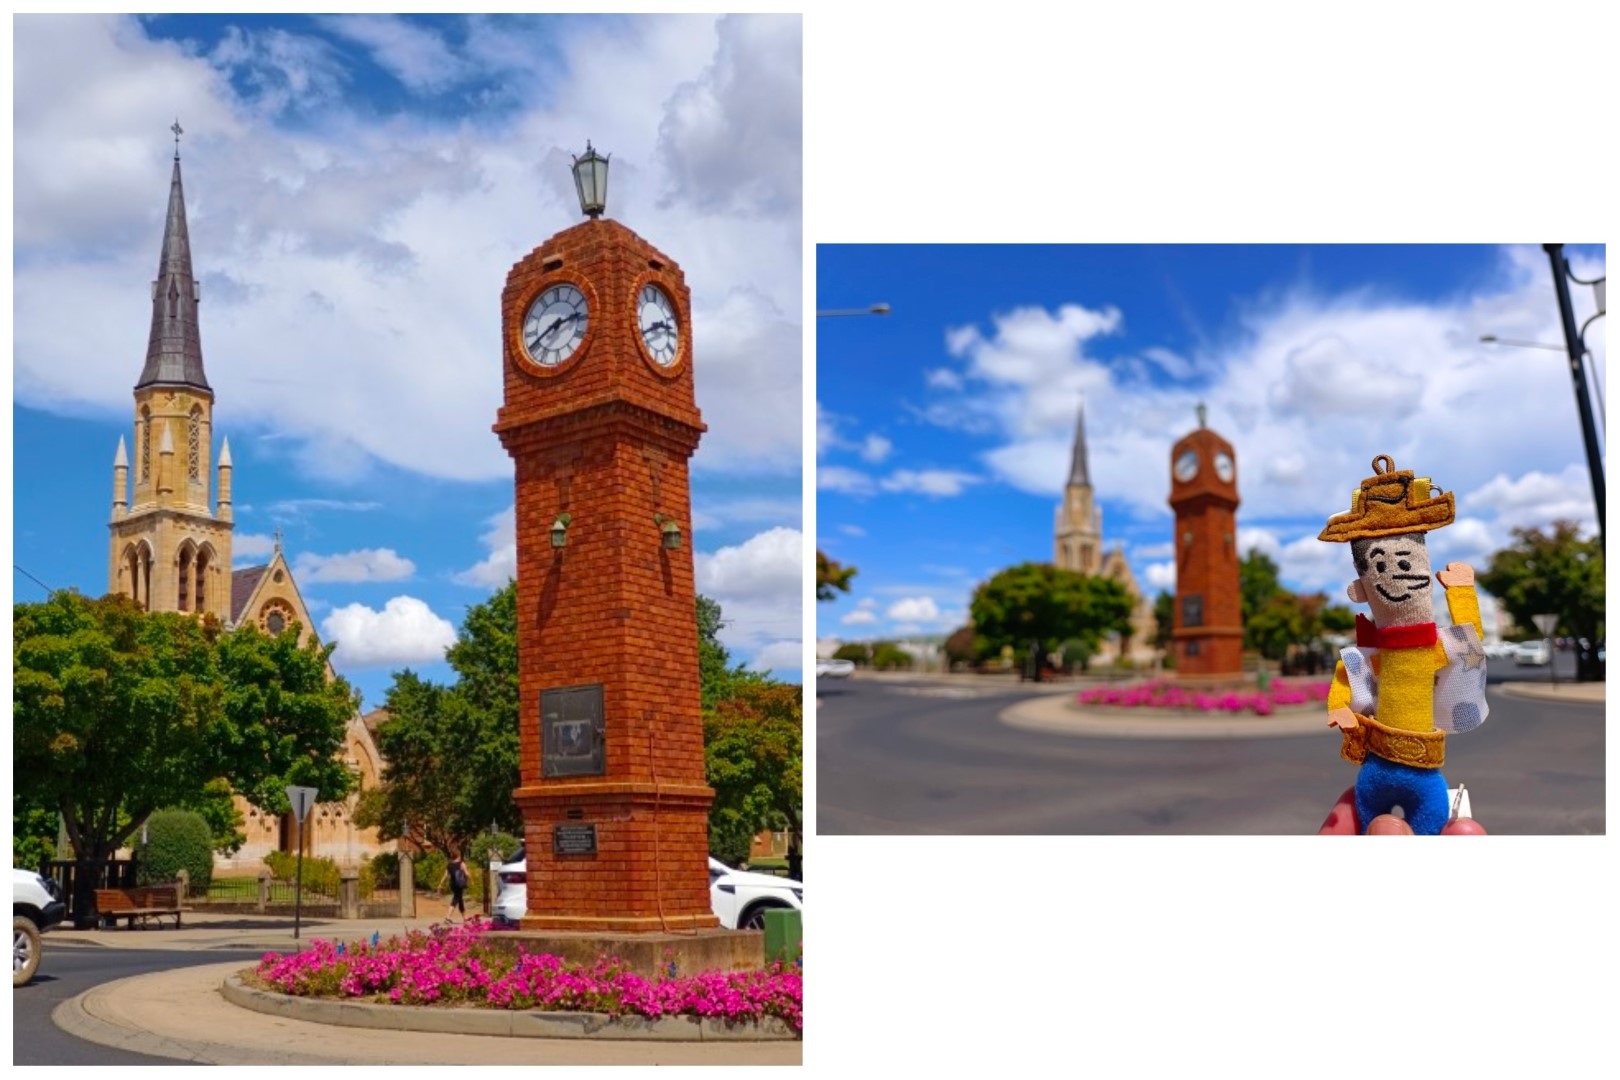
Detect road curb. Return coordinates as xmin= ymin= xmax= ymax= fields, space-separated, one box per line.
xmin=221 ymin=972 xmax=798 ymax=1042
xmin=1000 ymin=696 xmax=1327 ymax=740
xmin=1495 ymin=681 xmax=1604 ymax=705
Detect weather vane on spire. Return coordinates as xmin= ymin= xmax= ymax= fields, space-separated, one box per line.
xmin=171 ymin=119 xmax=183 ymax=159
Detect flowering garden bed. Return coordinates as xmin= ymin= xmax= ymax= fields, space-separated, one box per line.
xmin=1076 ymin=679 xmax=1331 ymax=717
xmin=249 ymin=919 xmax=801 ymax=1036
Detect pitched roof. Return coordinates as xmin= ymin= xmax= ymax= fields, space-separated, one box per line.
xmin=136 ymin=154 xmax=210 ymax=392
xmin=230 ymin=565 xmax=267 ymax=625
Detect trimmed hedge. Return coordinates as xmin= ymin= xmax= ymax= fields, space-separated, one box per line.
xmin=135 ymin=809 xmax=215 ymax=890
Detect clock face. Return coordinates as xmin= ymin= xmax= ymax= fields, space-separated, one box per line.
xmin=637 ymin=284 xmax=680 ymax=366
xmin=1174 ymin=449 xmax=1200 ymax=482
xmin=1214 ymin=451 xmax=1234 ymax=483
xmin=522 ymin=284 xmax=589 ymax=367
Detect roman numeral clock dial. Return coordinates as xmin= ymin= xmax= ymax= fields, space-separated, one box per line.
xmin=522 ymin=284 xmax=589 ymax=367
xmin=637 ymin=283 xmax=680 ymax=366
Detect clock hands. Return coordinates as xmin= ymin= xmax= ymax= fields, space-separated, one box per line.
xmin=529 ymin=310 xmax=584 ymax=349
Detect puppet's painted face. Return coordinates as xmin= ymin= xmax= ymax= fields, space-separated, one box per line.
xmin=1348 ymin=533 xmax=1434 ymax=626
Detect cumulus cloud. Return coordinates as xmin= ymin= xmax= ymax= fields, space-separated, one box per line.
xmin=294 ymin=547 xmax=416 ymax=583
xmin=13 ymin=15 xmax=803 ymax=483
xmin=748 ymin=640 xmax=803 ymax=673
xmin=818 ymin=466 xmax=875 ymax=495
xmin=234 ymin=532 xmax=277 ymax=558
xmin=860 ymin=434 xmax=892 ymax=463
xmin=878 ymin=469 xmax=980 ymax=497
xmin=1144 ymin=562 xmax=1176 ymax=589
xmin=322 ymin=595 xmax=457 ymax=667
xmin=694 ymin=526 xmax=802 ymax=676
xmin=1466 ymin=465 xmax=1597 ymax=535
xmin=453 ymin=505 xmax=516 ymax=587
xmin=886 ymin=596 xmax=940 ymax=622
xmin=841 ymin=609 xmax=878 ymax=625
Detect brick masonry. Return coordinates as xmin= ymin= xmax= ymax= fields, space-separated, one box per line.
xmin=1169 ymin=426 xmax=1244 ymax=675
xmin=496 ymin=216 xmax=718 ymax=931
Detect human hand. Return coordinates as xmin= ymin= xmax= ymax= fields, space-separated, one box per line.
xmin=1436 ymin=562 xmax=1474 ymax=589
xmin=1316 ymin=786 xmax=1487 ymax=835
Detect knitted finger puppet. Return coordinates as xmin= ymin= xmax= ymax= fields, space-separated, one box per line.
xmin=1319 ymin=454 xmax=1488 ymax=835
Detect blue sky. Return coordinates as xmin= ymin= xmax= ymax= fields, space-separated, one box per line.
xmin=816 ymin=244 xmax=1606 ymax=646
xmin=10 ymin=14 xmax=804 ymax=710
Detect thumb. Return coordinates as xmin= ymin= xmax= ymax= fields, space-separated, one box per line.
xmin=1366 ymin=815 xmax=1414 ymax=835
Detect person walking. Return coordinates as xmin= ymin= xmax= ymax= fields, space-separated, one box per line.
xmin=441 ymin=850 xmax=469 ymax=919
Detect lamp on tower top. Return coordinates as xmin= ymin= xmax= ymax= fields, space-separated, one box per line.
xmin=571 ymin=142 xmax=610 ymax=219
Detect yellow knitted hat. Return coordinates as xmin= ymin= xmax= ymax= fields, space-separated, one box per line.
xmin=1318 ymin=454 xmax=1455 ymax=542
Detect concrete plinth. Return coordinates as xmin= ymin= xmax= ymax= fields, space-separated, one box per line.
xmin=484 ymin=929 xmax=764 ymax=979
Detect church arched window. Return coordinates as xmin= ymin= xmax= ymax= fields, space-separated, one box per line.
xmin=188 ymin=406 xmax=202 ymax=481
xmin=177 ymin=542 xmax=194 ymax=611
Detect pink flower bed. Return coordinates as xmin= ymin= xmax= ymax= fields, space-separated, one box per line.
xmin=253 ymin=919 xmax=801 ymax=1035
xmin=1077 ymin=679 xmax=1331 ymax=717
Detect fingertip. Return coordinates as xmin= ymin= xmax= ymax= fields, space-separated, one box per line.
xmin=1442 ymin=817 xmax=1488 ymax=836
xmin=1367 ymin=815 xmax=1414 ymax=835
xmin=1318 ymin=787 xmax=1359 ymax=835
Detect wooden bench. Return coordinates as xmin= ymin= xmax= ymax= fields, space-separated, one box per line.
xmin=94 ymin=885 xmax=184 ymax=929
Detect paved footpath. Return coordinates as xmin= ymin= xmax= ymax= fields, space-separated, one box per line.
xmin=47 ymin=910 xmax=801 ymax=1065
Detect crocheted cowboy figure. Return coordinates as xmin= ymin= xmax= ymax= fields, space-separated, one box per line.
xmin=1319 ymin=454 xmax=1489 ymax=835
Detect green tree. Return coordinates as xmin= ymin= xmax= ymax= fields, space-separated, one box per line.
xmin=1240 ymin=550 xmax=1284 ymax=651
xmin=13 ymin=592 xmax=356 ymax=919
xmin=969 ymin=563 xmax=1134 ymax=670
xmin=699 ymin=595 xmax=765 ymax=709
xmin=132 ymin=808 xmax=215 ymax=889
xmin=816 ymin=550 xmax=857 ymax=602
xmin=1152 ymin=590 xmax=1175 ymax=651
xmin=831 ymin=642 xmax=868 ymax=663
xmin=703 ymin=681 xmax=802 ymax=880
xmin=1320 ymin=603 xmax=1356 ymax=636
xmin=1478 ymin=521 xmax=1605 ymax=681
xmin=942 ymin=625 xmax=978 ymax=668
xmin=870 ymin=642 xmax=912 ymax=670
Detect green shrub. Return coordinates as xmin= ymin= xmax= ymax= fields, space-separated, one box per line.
xmin=263 ymin=850 xmax=344 ymax=899
xmin=468 ymin=832 xmax=522 ymax=868
xmin=415 ymin=850 xmax=448 ymax=894
xmin=870 ymin=642 xmax=911 ymax=670
xmin=832 ymin=643 xmax=868 ymax=663
xmin=369 ymin=851 xmax=400 ymax=889
xmin=135 ymin=809 xmax=215 ymax=890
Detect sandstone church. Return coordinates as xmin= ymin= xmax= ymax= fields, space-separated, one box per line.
xmin=103 ymin=142 xmax=390 ymax=872
xmin=1052 ymin=406 xmax=1159 ymax=664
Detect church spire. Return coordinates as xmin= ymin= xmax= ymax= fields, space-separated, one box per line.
xmin=1067 ymin=404 xmax=1090 ymax=487
xmin=136 ymin=124 xmax=210 ymax=393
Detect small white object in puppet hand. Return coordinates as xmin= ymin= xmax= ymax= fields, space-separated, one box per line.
xmin=1448 ymin=784 xmax=1473 ymax=822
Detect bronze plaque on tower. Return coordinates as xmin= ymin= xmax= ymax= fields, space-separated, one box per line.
xmin=541 ymin=684 xmax=605 ymax=778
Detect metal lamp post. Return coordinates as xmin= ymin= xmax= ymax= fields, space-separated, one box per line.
xmin=572 ymin=142 xmax=610 ymax=218
xmin=1543 ymin=244 xmax=1606 ymax=546
xmin=817 ymin=303 xmax=891 ymax=317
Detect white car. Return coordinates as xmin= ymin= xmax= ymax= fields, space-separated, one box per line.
xmin=14 ymin=868 xmax=66 ymax=987
xmin=815 ymin=658 xmax=855 ymax=679
xmin=1514 ymin=640 xmax=1551 ymax=666
xmin=493 ymin=853 xmax=802 ymax=931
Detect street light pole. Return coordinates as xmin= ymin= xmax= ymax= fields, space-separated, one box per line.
xmin=817 ymin=303 xmax=891 ymax=318
xmin=1544 ymin=244 xmax=1605 ymax=547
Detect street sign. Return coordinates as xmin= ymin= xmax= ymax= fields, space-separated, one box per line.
xmin=285 ymin=785 xmax=318 ymax=824
xmin=1532 ymin=614 xmax=1559 ymax=637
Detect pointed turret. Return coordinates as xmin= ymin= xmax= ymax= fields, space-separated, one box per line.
xmin=136 ymin=148 xmax=210 ymax=392
xmin=1067 ymin=404 xmax=1090 ymax=488
xmin=112 ymin=437 xmax=129 ymax=519
xmin=217 ymin=436 xmax=233 ymax=522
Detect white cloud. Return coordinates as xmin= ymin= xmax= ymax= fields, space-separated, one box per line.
xmin=321 ymin=595 xmax=457 ymax=667
xmin=1466 ymin=465 xmax=1597 ymax=535
xmin=841 ymin=609 xmax=878 ymax=625
xmin=856 ymin=598 xmax=877 ymax=609
xmin=294 ymin=547 xmax=415 ymax=583
xmin=818 ymin=466 xmax=875 ymax=495
xmin=13 ymin=15 xmax=803 ymax=484
xmin=878 ymin=469 xmax=980 ymax=497
xmin=453 ymin=505 xmax=516 ymax=587
xmin=839 ymin=524 xmax=866 ymax=537
xmin=860 ymin=434 xmax=892 ymax=463
xmin=1144 ymin=561 xmax=1176 ymax=589
xmin=925 ymin=368 xmax=962 ymax=390
xmin=748 ymin=640 xmax=804 ymax=673
xmin=1132 ymin=541 xmax=1174 ymax=559
xmin=695 ymin=526 xmax=802 ymax=677
xmin=886 ymin=596 xmax=940 ymax=622
xmin=234 ymin=532 xmax=277 ymax=558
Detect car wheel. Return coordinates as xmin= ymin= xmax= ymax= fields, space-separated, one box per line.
xmin=14 ymin=916 xmax=41 ymax=987
xmin=739 ymin=903 xmax=787 ymax=931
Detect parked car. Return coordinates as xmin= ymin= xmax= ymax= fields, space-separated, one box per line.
xmin=815 ymin=658 xmax=855 ymax=679
xmin=1483 ymin=640 xmax=1518 ymax=661
xmin=1514 ymin=640 xmax=1551 ymax=666
xmin=14 ymin=868 xmax=67 ymax=987
xmin=493 ymin=854 xmax=801 ymax=931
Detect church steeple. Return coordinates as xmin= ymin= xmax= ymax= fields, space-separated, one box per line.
xmin=136 ymin=127 xmax=210 ymax=393
xmin=1067 ymin=404 xmax=1090 ymax=487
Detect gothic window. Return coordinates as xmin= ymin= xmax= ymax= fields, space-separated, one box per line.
xmin=141 ymin=406 xmax=151 ymax=481
xmin=188 ymin=406 xmax=202 ymax=481
xmin=195 ymin=546 xmax=212 ymax=613
xmin=177 ymin=544 xmax=193 ymax=611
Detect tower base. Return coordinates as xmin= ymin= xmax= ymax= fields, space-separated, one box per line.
xmin=489 ymin=929 xmax=762 ymax=979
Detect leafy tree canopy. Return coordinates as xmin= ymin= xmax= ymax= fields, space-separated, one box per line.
xmin=969 ymin=562 xmax=1134 ymax=660
xmin=704 ymin=681 xmax=802 ymax=879
xmin=816 ymin=550 xmax=857 ymax=602
xmin=1240 ymin=550 xmax=1284 ymax=650
xmin=1478 ymin=521 xmax=1604 ymax=680
xmin=12 ymin=591 xmax=356 ymax=864
xmin=1153 ymin=590 xmax=1175 ymax=651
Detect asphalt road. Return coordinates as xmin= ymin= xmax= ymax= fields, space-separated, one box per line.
xmin=13 ymin=944 xmax=270 ymax=1066
xmin=816 ymin=667 xmax=1604 ymax=835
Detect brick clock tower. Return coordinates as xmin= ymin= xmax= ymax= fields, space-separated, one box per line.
xmin=494 ymin=146 xmax=718 ymax=933
xmin=1168 ymin=405 xmax=1243 ymax=676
